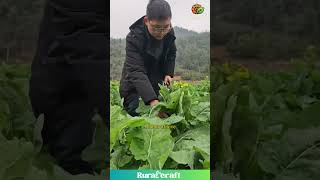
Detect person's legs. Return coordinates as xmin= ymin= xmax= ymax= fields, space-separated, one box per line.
xmin=64 ymin=63 xmax=108 ymax=174
xmin=29 ymin=62 xmax=69 ymax=148
xmin=122 ymin=92 xmax=140 ymax=117
xmin=29 ymin=62 xmax=108 ymax=175
xmin=72 ymin=63 xmax=108 ymax=121
xmin=48 ymin=93 xmax=96 ymax=174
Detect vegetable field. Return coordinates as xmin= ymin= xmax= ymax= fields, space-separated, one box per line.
xmin=2 ymin=48 xmax=319 ymax=179
xmin=110 ymin=80 xmax=210 ymax=170
xmin=0 ymin=64 xmax=106 ymax=179
xmin=212 ymin=48 xmax=320 ymax=179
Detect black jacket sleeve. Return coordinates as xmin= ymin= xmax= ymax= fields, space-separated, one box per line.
xmin=125 ymin=32 xmax=158 ymax=104
xmin=164 ymin=41 xmax=177 ymax=78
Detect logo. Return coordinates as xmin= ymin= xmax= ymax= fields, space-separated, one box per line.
xmin=192 ymin=3 xmax=205 ymax=14
xmin=137 ymin=171 xmax=181 ymax=179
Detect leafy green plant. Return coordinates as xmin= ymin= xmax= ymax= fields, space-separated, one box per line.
xmin=110 ymin=80 xmax=210 ymax=170
xmin=212 ymin=52 xmax=320 ymax=179
xmin=0 ymin=64 xmax=107 ymax=179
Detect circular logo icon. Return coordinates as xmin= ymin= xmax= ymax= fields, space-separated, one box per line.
xmin=192 ymin=4 xmax=205 ymax=14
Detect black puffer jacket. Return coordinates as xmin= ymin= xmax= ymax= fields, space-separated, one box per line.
xmin=119 ymin=16 xmax=177 ymax=104
xmin=34 ymin=0 xmax=107 ymax=64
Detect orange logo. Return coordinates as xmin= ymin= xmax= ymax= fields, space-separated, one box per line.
xmin=192 ymin=3 xmax=205 ymax=14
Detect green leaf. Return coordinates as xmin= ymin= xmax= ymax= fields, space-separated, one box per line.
xmin=50 ymin=165 xmax=105 ymax=180
xmin=221 ymin=95 xmax=237 ymax=164
xmin=24 ymin=166 xmax=47 ymax=180
xmin=110 ymin=105 xmax=147 ymax=151
xmin=190 ymin=102 xmax=210 ymax=123
xmin=199 ymin=159 xmax=210 ymax=169
xmin=0 ymin=138 xmax=35 ymax=179
xmin=129 ymin=128 xmax=174 ymax=169
xmin=212 ymin=171 xmax=239 ymax=180
xmin=170 ymin=150 xmax=195 ymax=166
xmin=136 ymin=99 xmax=151 ymax=115
xmin=231 ymin=105 xmax=260 ymax=177
xmin=173 ymin=126 xmax=210 ymax=168
xmin=0 ymin=100 xmax=10 ymax=132
xmin=166 ymin=89 xmax=182 ymax=110
xmin=82 ymin=114 xmax=107 ymax=170
xmin=296 ymin=95 xmax=318 ymax=109
xmin=257 ymin=127 xmax=320 ymax=180
xmin=159 ymin=85 xmax=171 ymax=103
xmin=138 ymin=164 xmax=151 ymax=170
xmin=146 ymin=115 xmax=184 ymax=125
xmin=110 ymin=145 xmax=133 ymax=169
xmin=33 ymin=114 xmax=44 ymax=153
xmin=311 ymin=70 xmax=320 ymax=82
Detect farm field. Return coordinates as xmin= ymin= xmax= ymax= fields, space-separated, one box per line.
xmin=212 ymin=52 xmax=320 ymax=179
xmin=2 ymin=53 xmax=319 ymax=179
xmin=0 ymin=64 xmax=106 ymax=179
xmin=110 ymin=80 xmax=210 ymax=170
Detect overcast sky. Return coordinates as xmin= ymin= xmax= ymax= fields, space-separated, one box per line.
xmin=110 ymin=0 xmax=210 ymax=38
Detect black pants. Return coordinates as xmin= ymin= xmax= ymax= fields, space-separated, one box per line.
xmin=120 ymin=87 xmax=160 ymax=117
xmin=122 ymin=92 xmax=140 ymax=117
xmin=29 ymin=61 xmax=108 ymax=174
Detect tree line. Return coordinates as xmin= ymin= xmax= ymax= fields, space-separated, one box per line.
xmin=212 ymin=0 xmax=320 ymax=59
xmin=0 ymin=0 xmax=44 ymax=63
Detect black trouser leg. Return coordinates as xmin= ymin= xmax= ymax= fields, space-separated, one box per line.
xmin=48 ymin=96 xmax=96 ymax=174
xmin=29 ymin=62 xmax=108 ymax=175
xmin=122 ymin=93 xmax=140 ymax=117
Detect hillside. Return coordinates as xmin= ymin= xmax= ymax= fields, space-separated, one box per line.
xmin=212 ymin=0 xmax=320 ymax=60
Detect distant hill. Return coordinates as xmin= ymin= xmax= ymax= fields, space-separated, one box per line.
xmin=173 ymin=26 xmax=200 ymax=37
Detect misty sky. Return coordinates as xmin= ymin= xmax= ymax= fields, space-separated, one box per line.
xmin=110 ymin=0 xmax=210 ymax=38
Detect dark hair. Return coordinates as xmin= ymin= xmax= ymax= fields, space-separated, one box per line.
xmin=147 ymin=0 xmax=172 ymax=20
